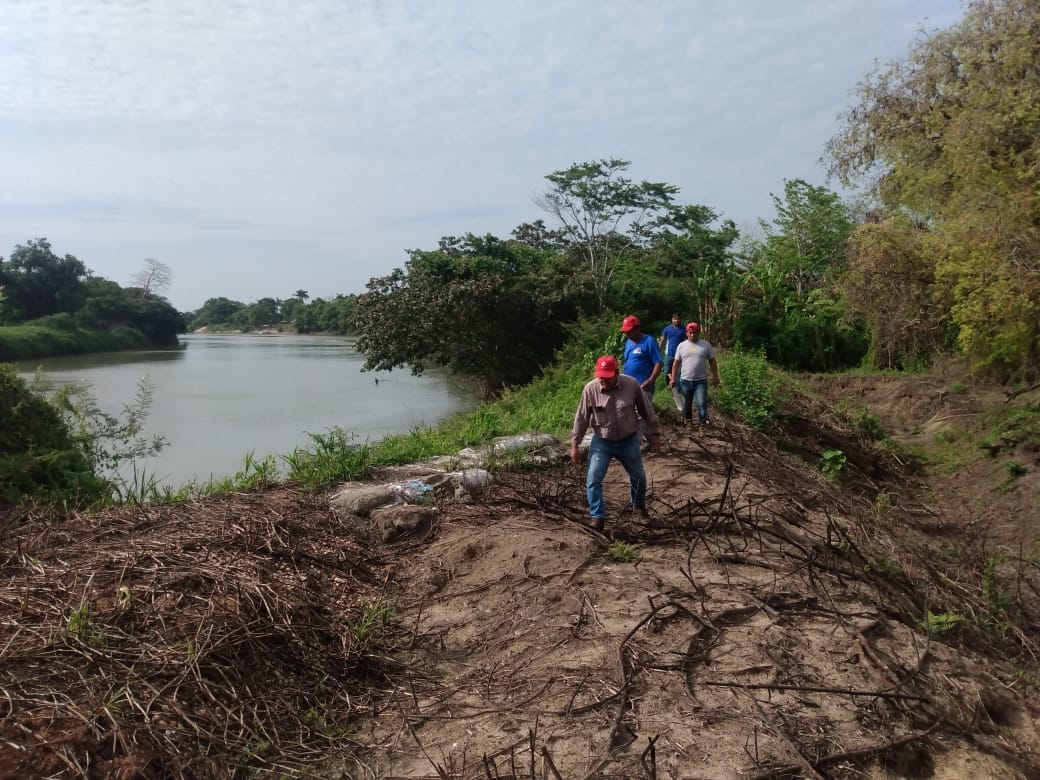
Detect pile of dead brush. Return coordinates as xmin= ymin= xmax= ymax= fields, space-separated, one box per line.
xmin=0 ymin=489 xmax=391 ymax=778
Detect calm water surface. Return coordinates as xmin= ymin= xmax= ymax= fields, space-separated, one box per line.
xmin=16 ymin=334 xmax=477 ymax=488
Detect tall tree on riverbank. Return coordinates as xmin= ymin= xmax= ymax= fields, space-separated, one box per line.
xmin=826 ymin=0 xmax=1040 ymax=381
xmin=537 ymin=159 xmax=679 ymax=309
xmin=0 ymin=238 xmax=88 ymax=323
xmin=354 ymin=233 xmax=586 ymax=397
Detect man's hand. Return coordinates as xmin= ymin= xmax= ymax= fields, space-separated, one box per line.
xmin=569 ymin=441 xmax=580 ymax=464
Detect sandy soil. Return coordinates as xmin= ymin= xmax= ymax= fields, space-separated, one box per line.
xmin=336 ymin=369 xmax=1040 ymax=778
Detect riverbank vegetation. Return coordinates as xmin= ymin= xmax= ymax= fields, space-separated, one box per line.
xmin=6 ymin=0 xmax=1038 ymax=512
xmin=0 ymin=243 xmax=186 ymax=361
xmin=201 ymin=0 xmax=1037 ymax=392
xmin=349 ymin=0 xmax=1037 ymax=392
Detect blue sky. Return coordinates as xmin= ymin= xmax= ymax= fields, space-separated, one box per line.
xmin=1 ymin=0 xmax=964 ymax=312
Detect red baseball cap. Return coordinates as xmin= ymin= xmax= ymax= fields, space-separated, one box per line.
xmin=686 ymin=321 xmax=700 ymax=332
xmin=620 ymin=315 xmax=641 ymax=333
xmin=594 ymin=355 xmax=619 ymax=378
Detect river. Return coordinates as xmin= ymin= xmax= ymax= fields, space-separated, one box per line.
xmin=15 ymin=334 xmax=478 ymax=489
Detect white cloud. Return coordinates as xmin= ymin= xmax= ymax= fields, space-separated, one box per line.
xmin=0 ymin=0 xmax=965 ymax=310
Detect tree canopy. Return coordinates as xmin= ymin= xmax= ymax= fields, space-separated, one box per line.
xmin=537 ymin=159 xmax=679 ymax=308
xmin=0 ymin=238 xmax=89 ymax=323
xmin=827 ymin=0 xmax=1040 ymax=380
xmin=353 ymin=233 xmax=587 ymax=397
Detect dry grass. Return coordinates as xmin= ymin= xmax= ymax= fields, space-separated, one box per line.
xmin=0 ymin=489 xmax=391 ymax=778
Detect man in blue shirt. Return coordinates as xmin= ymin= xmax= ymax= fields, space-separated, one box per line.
xmin=620 ymin=315 xmax=663 ymax=394
xmin=659 ymin=312 xmax=686 ymax=411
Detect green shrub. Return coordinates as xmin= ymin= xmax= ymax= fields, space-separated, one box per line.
xmin=606 ymin=541 xmax=642 ymax=563
xmin=283 ymin=427 xmax=374 ymax=490
xmin=0 ymin=364 xmax=105 ymax=507
xmin=716 ymin=348 xmax=783 ymax=430
xmin=821 ymin=449 xmax=848 ymax=485
xmin=917 ymin=610 xmax=964 ymax=636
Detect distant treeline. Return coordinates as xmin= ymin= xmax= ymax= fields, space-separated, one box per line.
xmin=0 ymin=243 xmax=185 ymax=362
xmin=184 ymin=291 xmax=355 ymax=336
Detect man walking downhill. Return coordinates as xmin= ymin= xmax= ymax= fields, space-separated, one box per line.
xmin=621 ymin=315 xmax=662 ymax=395
xmin=668 ymin=321 xmax=721 ymax=432
xmin=570 ymin=355 xmax=660 ymax=532
xmin=659 ymin=312 xmax=686 ymax=412
xmin=620 ymin=315 xmax=662 ymax=446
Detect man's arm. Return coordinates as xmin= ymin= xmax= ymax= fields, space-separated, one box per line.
xmin=709 ymin=357 xmax=721 ymax=387
xmin=642 ymin=338 xmax=663 ymax=390
xmin=668 ymin=355 xmax=681 ymax=385
xmin=634 ymin=386 xmax=661 ymax=452
xmin=569 ymin=387 xmax=591 ymax=463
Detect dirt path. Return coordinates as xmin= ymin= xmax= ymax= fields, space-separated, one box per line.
xmin=342 ymin=418 xmax=1040 ymax=779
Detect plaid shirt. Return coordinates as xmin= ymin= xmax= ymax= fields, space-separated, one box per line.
xmin=571 ymin=374 xmax=657 ymax=443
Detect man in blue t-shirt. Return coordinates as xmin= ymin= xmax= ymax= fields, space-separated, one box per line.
xmin=620 ymin=315 xmax=662 ymax=395
xmin=659 ymin=312 xmax=686 ymax=411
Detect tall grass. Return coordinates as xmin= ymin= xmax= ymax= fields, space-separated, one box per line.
xmin=0 ymin=322 xmax=150 ymax=362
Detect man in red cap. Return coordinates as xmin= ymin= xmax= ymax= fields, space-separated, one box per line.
xmin=570 ymin=354 xmax=660 ymax=531
xmin=619 ymin=315 xmax=662 ymax=396
xmin=620 ymin=314 xmax=663 ymax=447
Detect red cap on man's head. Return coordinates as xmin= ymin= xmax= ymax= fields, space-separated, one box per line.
xmin=620 ymin=315 xmax=641 ymax=333
xmin=686 ymin=321 xmax=700 ymax=332
xmin=594 ymin=355 xmax=619 ymax=378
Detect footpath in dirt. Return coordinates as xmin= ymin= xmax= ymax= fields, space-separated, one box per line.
xmin=2 ymin=368 xmax=1039 ymax=779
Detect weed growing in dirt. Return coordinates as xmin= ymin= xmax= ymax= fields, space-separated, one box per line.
xmin=982 ymin=552 xmax=1014 ymax=635
xmin=978 ymin=404 xmax=1040 ymax=457
xmin=865 ymin=556 xmax=902 ymax=578
xmin=606 ymin=541 xmax=642 ymax=563
xmin=999 ymin=460 xmax=1028 ymax=492
xmin=874 ymin=492 xmax=892 ymax=519
xmin=344 ymin=600 xmax=395 ymax=654
xmin=376 ymin=424 xmax=464 ymax=465
xmin=949 ymin=380 xmax=966 ymax=394
xmin=918 ymin=610 xmax=964 ymax=636
xmin=232 ymin=736 xmax=273 ymax=776
xmin=836 ymin=404 xmax=886 ymax=442
xmin=66 ymin=602 xmax=105 ymax=646
xmin=821 ymin=449 xmax=847 ymax=485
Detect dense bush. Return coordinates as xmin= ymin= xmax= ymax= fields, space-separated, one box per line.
xmin=715 ymin=348 xmax=784 ymax=430
xmin=0 ymin=364 xmax=105 ymax=508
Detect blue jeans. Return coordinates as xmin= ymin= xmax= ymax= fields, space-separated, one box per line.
xmin=679 ymin=378 xmax=709 ymax=424
xmin=587 ymin=433 xmax=646 ymax=519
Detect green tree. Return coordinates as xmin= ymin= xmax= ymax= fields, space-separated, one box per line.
xmin=188 ymin=297 xmax=246 ymax=330
xmin=354 ymin=233 xmax=581 ymax=397
xmin=0 ymin=238 xmax=89 ymax=323
xmin=78 ymin=277 xmax=185 ymax=346
xmin=826 ymin=0 xmax=1040 ymax=381
xmin=640 ymin=205 xmax=742 ymax=341
xmin=537 ymin=159 xmax=679 ymax=308
xmin=733 ymin=181 xmax=866 ymax=370
xmin=232 ymin=297 xmax=281 ymax=330
xmin=840 ymin=214 xmax=948 ymax=369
